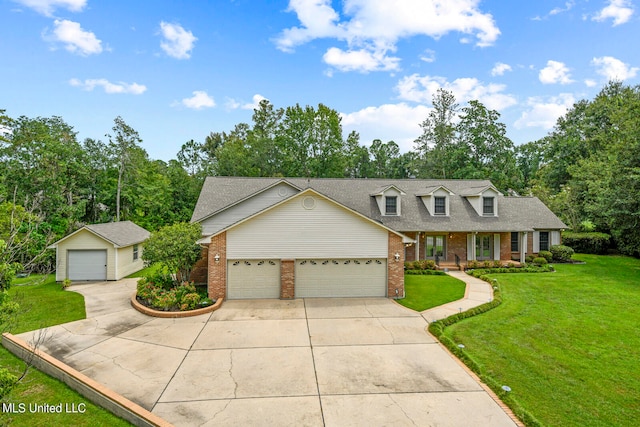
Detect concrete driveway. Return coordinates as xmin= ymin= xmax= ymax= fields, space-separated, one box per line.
xmin=19 ymin=279 xmax=517 ymax=426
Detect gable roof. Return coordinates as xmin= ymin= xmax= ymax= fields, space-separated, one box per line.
xmin=192 ymin=177 xmax=566 ymax=233
xmin=49 ymin=221 xmax=150 ymax=248
xmin=197 ymin=187 xmax=414 ymax=244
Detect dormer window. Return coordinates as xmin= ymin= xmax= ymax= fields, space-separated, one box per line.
xmin=385 ymin=196 xmax=398 ymax=215
xmin=434 ymin=197 xmax=446 ymax=215
xmin=483 ymin=197 xmax=494 ymax=215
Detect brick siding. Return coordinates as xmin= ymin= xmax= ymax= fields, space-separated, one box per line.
xmin=280 ymin=259 xmax=295 ymax=299
xmin=388 ymin=232 xmax=405 ymax=298
xmin=190 ymin=246 xmax=209 ymax=284
xmin=208 ymin=232 xmax=227 ymax=300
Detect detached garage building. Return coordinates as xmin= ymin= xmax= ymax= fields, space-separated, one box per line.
xmin=49 ymin=221 xmax=150 ymax=282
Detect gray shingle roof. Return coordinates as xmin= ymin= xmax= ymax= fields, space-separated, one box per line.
xmin=84 ymin=221 xmax=150 ymax=247
xmin=191 ymin=177 xmax=566 ymax=233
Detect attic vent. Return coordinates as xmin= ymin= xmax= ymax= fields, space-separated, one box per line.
xmin=302 ymin=196 xmax=316 ymax=210
xmin=278 ymin=187 xmax=289 ymax=197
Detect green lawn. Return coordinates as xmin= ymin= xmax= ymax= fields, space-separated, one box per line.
xmin=1 ymin=275 xmax=131 ymax=426
xmin=398 ymin=273 xmax=467 ymax=311
xmin=443 ymin=255 xmax=640 ymax=427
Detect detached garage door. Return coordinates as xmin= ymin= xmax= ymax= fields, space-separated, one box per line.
xmin=296 ymin=259 xmax=387 ymax=298
xmin=227 ymin=259 xmax=280 ymax=299
xmin=68 ymin=250 xmax=107 ymax=281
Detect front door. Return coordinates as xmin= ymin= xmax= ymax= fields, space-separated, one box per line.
xmin=425 ymin=235 xmax=445 ymax=260
xmin=476 ymin=234 xmax=493 ymax=260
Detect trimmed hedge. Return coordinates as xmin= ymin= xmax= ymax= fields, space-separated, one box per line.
xmin=405 ymin=269 xmax=446 ymax=276
xmin=550 ymin=244 xmax=574 ymax=261
xmin=562 ymin=231 xmax=611 ymax=254
xmin=404 ymin=260 xmax=437 ymax=270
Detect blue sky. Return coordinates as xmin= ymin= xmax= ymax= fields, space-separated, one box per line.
xmin=1 ymin=0 xmax=639 ymax=161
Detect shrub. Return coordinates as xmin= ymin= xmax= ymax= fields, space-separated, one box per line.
xmin=538 ymin=250 xmax=553 ymax=263
xmin=525 ymin=255 xmax=535 ymax=263
xmin=404 ymin=260 xmax=437 ymax=270
xmin=154 ymin=289 xmax=178 ymax=311
xmin=533 ymin=257 xmax=548 ymax=266
xmin=466 ymin=260 xmax=480 ymax=269
xmin=146 ymin=270 xmax=175 ymax=290
xmin=0 ymin=368 xmax=18 ymax=399
xmin=550 ymin=245 xmax=574 ymax=261
xmin=405 ymin=269 xmax=446 ymax=276
xmin=180 ymin=293 xmax=202 ymax=311
xmin=562 ymin=231 xmax=611 ymax=254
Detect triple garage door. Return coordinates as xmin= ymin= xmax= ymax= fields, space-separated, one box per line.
xmin=68 ymin=250 xmax=107 ymax=281
xmin=295 ymin=259 xmax=387 ymax=298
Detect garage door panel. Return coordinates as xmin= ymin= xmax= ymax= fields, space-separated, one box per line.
xmin=227 ymin=260 xmax=280 ymax=299
xmin=68 ymin=250 xmax=107 ymax=281
xmin=296 ymin=259 xmax=386 ymax=298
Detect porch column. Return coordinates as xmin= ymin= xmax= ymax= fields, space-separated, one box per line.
xmin=415 ymin=232 xmax=420 ymax=261
xmin=520 ymin=232 xmax=527 ymax=263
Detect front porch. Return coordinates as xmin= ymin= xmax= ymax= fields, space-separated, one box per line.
xmin=403 ymin=231 xmax=530 ymax=268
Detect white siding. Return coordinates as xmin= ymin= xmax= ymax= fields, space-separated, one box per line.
xmin=200 ymin=183 xmax=299 ymax=235
xmin=227 ymin=195 xmax=389 ymax=259
xmin=55 ymin=230 xmax=115 ymax=281
xmin=116 ymin=245 xmax=145 ymax=279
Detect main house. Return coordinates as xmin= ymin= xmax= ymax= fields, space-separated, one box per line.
xmin=190 ymin=177 xmax=566 ymax=301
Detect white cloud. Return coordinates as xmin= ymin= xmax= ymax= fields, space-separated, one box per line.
xmin=274 ymin=0 xmax=500 ymax=73
xmin=420 ymin=49 xmax=436 ymax=63
xmin=592 ymin=0 xmax=634 ymax=26
xmin=12 ymin=0 xmax=86 ymax=16
xmin=341 ymin=103 xmax=432 ymax=152
xmin=584 ymin=79 xmax=597 ymax=87
xmin=323 ymin=47 xmax=400 ymax=73
xmin=591 ymin=56 xmax=639 ymax=80
xmin=514 ymin=94 xmax=575 ymax=130
xmin=491 ymin=62 xmax=512 ymax=76
xmin=225 ymin=94 xmax=267 ymax=110
xmin=179 ymin=91 xmax=215 ymax=110
xmin=69 ymin=78 xmax=147 ymax=94
xmin=159 ymin=22 xmax=197 ymax=59
xmin=539 ymin=60 xmax=574 ymax=84
xmin=396 ymin=74 xmax=517 ymax=111
xmin=47 ymin=19 xmax=102 ymax=56
xmin=549 ymin=1 xmax=575 ymax=16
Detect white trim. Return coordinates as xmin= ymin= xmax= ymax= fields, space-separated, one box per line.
xmin=493 ymin=234 xmax=500 ymax=261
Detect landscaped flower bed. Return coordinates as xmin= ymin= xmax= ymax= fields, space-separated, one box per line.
xmin=136 ymin=272 xmax=214 ymax=312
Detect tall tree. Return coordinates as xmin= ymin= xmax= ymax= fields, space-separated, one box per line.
xmin=414 ymin=88 xmax=459 ymax=178
xmin=107 ymin=116 xmax=144 ymax=221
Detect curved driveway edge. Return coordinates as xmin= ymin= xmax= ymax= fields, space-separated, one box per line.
xmin=13 ymin=279 xmax=517 ymax=426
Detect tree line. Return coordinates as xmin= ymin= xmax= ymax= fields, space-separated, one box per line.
xmin=1 ymin=80 xmax=639 ymax=276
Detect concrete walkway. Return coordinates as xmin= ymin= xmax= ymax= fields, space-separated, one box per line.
xmin=15 ymin=278 xmax=516 ymax=427
xmin=421 ymin=270 xmax=495 ymax=323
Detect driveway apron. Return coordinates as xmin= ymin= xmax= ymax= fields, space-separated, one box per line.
xmin=18 ymin=281 xmax=517 ymax=426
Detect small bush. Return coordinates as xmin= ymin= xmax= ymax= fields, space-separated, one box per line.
xmin=405 ymin=269 xmax=446 ymax=276
xmin=562 ymin=231 xmax=611 ymax=254
xmin=525 ymin=255 xmax=535 ymax=263
xmin=550 ymin=245 xmax=574 ymax=261
xmin=538 ymin=250 xmax=553 ymax=263
xmin=0 ymin=368 xmax=18 ymax=399
xmin=180 ymin=293 xmax=202 ymax=311
xmin=466 ymin=260 xmax=480 ymax=269
xmin=404 ymin=260 xmax=437 ymax=270
xmin=533 ymin=257 xmax=548 ymax=266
